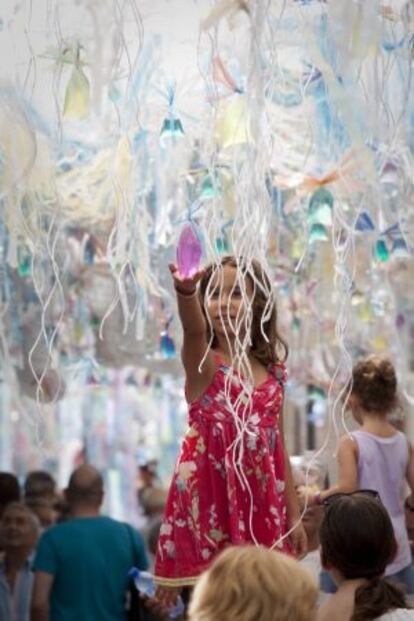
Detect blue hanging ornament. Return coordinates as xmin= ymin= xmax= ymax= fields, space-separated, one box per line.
xmin=309 ymin=223 xmax=329 ymax=243
xmin=355 ymin=211 xmax=375 ymax=232
xmin=17 ymin=247 xmax=31 ymax=277
xmin=160 ymin=331 xmax=176 ymax=359
xmin=200 ymin=173 xmax=221 ymax=199
xmin=160 ymin=117 xmax=184 ymax=140
xmin=307 ymin=187 xmax=333 ymax=245
xmin=309 ymin=384 xmax=326 ymax=401
xmin=375 ymin=238 xmax=389 ymax=262
xmin=392 ymin=238 xmax=409 ymax=258
xmin=215 ymin=235 xmax=229 ymax=255
xmin=84 ymin=239 xmax=95 ymax=265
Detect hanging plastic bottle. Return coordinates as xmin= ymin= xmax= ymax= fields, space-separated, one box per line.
xmin=17 ymin=246 xmax=31 ymax=277
xmin=375 ymin=238 xmax=389 ymax=262
xmin=308 ymin=187 xmax=334 ymax=227
xmin=309 ymin=223 xmax=329 ymax=243
xmin=307 ymin=187 xmax=333 ymax=244
xmin=391 ymin=237 xmax=409 ymax=258
xmin=215 ymin=235 xmax=229 ymax=255
xmin=354 ymin=211 xmax=375 ymax=232
xmin=176 ymin=223 xmax=202 ymax=279
xmin=129 ymin=568 xmax=185 ymax=619
xmin=200 ymin=172 xmax=222 ymax=200
xmin=160 ymin=117 xmax=185 ymax=139
xmin=160 ymin=331 xmax=176 ymax=359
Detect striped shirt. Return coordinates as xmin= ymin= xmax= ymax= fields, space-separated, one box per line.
xmin=0 ymin=553 xmax=34 ymax=621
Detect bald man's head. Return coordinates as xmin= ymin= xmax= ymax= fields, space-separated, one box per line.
xmin=66 ymin=465 xmax=104 ymax=508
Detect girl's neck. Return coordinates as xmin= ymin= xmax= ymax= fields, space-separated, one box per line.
xmin=360 ymin=413 xmax=396 ymax=437
xmin=335 ymin=575 xmax=367 ymax=591
xmin=318 ymin=576 xmax=367 ymax=621
xmin=213 ymin=337 xmax=251 ymax=361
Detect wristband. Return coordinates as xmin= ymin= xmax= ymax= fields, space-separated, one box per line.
xmin=174 ymin=285 xmax=198 ymax=298
xmin=314 ymin=491 xmax=322 ymax=506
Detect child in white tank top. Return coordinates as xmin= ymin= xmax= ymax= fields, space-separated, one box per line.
xmin=305 ymin=355 xmax=414 ymax=594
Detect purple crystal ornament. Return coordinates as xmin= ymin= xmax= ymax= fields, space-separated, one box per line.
xmin=176 ymin=224 xmax=202 ymax=279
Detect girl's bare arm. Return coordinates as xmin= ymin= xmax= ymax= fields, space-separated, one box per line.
xmin=169 ymin=264 xmax=215 ymax=400
xmin=302 ymin=436 xmax=358 ymax=506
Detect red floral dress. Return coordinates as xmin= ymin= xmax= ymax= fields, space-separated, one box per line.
xmin=154 ymin=355 xmax=291 ymax=586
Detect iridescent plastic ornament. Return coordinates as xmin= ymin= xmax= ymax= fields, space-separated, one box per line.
xmin=308 ymin=187 xmax=333 ymax=243
xmin=355 ymin=211 xmax=375 ymax=232
xmin=375 ymin=238 xmax=389 ymax=262
xmin=392 ymin=238 xmax=409 ymax=258
xmin=17 ymin=249 xmax=31 ymax=277
xmin=308 ymin=187 xmax=334 ymax=227
xmin=176 ymin=224 xmax=203 ymax=279
xmin=309 ymin=223 xmax=329 ymax=243
xmin=215 ymin=235 xmax=229 ymax=255
xmin=200 ymin=174 xmax=221 ymax=199
xmin=160 ymin=117 xmax=185 ymax=140
xmin=160 ymin=332 xmax=176 ymax=359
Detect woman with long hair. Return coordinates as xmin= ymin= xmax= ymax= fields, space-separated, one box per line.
xmin=318 ymin=492 xmax=414 ymax=621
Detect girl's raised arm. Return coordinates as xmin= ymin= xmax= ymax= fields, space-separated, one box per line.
xmin=169 ymin=263 xmax=215 ymax=400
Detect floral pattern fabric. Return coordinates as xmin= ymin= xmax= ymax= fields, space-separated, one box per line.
xmin=154 ymin=356 xmax=291 ymax=586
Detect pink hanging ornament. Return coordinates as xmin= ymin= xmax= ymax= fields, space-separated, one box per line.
xmin=176 ymin=224 xmax=202 ymax=279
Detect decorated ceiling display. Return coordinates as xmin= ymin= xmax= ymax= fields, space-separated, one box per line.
xmin=0 ymin=0 xmax=412 ymax=431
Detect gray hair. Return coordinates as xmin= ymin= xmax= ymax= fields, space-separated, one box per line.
xmin=2 ymin=501 xmax=41 ymax=535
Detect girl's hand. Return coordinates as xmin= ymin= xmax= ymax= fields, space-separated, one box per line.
xmin=169 ymin=262 xmax=205 ymax=294
xmin=154 ymin=585 xmax=182 ymax=614
xmin=289 ymin=519 xmax=308 ymax=559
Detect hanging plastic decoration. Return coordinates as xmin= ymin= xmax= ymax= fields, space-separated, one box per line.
xmin=63 ymin=45 xmax=90 ymax=120
xmin=17 ymin=247 xmax=31 ymax=278
xmin=160 ymin=117 xmax=185 ymax=140
xmin=0 ymin=0 xmax=411 ymax=494
xmin=210 ymin=57 xmax=251 ymax=150
xmin=392 ymin=237 xmax=410 ymax=258
xmin=200 ymin=172 xmax=221 ymax=200
xmin=159 ymin=320 xmax=176 ymax=360
xmin=176 ymin=223 xmax=203 ymax=279
xmin=308 ymin=187 xmax=333 ymax=243
xmin=375 ymin=238 xmax=390 ymax=262
xmin=215 ymin=94 xmax=251 ymax=149
xmin=160 ymin=85 xmax=185 ymax=146
xmin=355 ymin=211 xmax=375 ymax=233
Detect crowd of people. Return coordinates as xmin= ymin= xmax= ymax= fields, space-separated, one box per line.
xmin=1 ymin=256 xmax=414 ymax=620
xmin=1 ymin=460 xmax=414 ymax=620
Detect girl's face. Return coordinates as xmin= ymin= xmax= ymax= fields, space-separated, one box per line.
xmin=206 ymin=265 xmax=253 ymax=339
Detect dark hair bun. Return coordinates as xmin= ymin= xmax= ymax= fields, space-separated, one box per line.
xmin=352 ymin=356 xmax=397 ymax=414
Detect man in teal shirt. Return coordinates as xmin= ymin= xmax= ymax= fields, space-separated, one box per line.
xmin=31 ymin=465 xmax=148 ymax=621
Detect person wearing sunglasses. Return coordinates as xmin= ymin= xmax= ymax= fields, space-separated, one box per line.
xmin=318 ymin=492 xmax=414 ymax=621
xmin=301 ymin=356 xmax=414 ymax=594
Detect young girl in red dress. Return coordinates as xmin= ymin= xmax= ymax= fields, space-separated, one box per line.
xmin=154 ymin=256 xmax=306 ymax=607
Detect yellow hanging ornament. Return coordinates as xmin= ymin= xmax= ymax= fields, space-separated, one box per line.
xmin=215 ymin=94 xmax=251 ymax=149
xmin=63 ymin=64 xmax=90 ymax=119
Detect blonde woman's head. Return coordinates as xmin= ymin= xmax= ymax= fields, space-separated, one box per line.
xmin=189 ymin=545 xmax=318 ymax=621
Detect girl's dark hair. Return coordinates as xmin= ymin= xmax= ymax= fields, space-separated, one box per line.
xmin=351 ymin=356 xmax=397 ymax=415
xmin=198 ymin=256 xmax=288 ymax=366
xmin=320 ymin=494 xmax=407 ymax=621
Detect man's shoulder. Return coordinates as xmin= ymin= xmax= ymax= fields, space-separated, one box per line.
xmin=41 ymin=516 xmax=136 ymax=541
xmin=40 ymin=516 xmax=109 ymax=538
